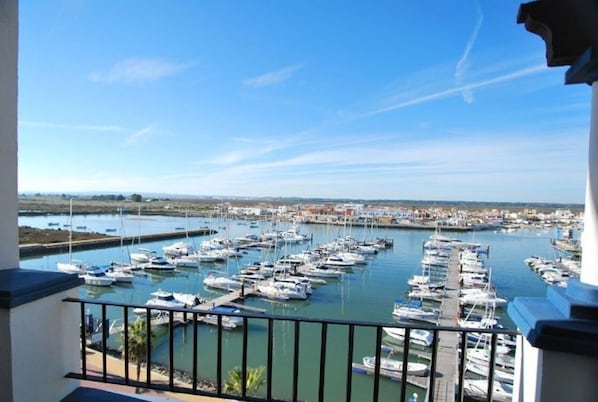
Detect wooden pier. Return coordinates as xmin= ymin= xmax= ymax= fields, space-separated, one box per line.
xmin=425 ymin=251 xmax=461 ymax=402
xmin=192 ymin=286 xmax=259 ymax=312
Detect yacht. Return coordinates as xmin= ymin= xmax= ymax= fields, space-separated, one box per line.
xmin=382 ymin=326 xmax=434 ymax=347
xmin=80 ymin=267 xmax=115 ymax=287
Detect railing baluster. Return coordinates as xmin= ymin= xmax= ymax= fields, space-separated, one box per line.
xmin=168 ymin=310 xmax=174 ymax=389
xmin=146 ymin=309 xmax=152 ymax=389
xmin=427 ymin=328 xmax=440 ymax=402
xmin=80 ymin=302 xmax=87 ymax=379
xmin=63 ymin=298 xmax=521 ymax=402
xmin=101 ymin=304 xmax=107 ymax=382
xmin=486 ymin=333 xmax=498 ymax=402
xmin=216 ymin=314 xmax=223 ymax=394
xmin=400 ymin=327 xmax=411 ymax=402
xmin=242 ymin=316 xmax=249 ymax=399
xmin=318 ymin=322 xmax=328 ymax=402
xmin=373 ymin=326 xmax=383 ymax=402
xmin=293 ymin=320 xmax=300 ymax=402
xmin=192 ymin=312 xmax=198 ymax=393
xmin=457 ymin=329 xmax=467 ymax=402
xmin=124 ymin=307 xmax=129 ymax=385
xmin=345 ymin=324 xmax=355 ymax=402
xmin=267 ymin=317 xmax=274 ymax=401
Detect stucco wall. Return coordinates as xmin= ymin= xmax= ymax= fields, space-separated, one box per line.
xmin=10 ymin=289 xmax=80 ymax=402
xmin=0 ymin=0 xmax=19 ymax=268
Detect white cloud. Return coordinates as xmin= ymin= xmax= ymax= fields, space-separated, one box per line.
xmin=89 ymin=58 xmax=194 ymax=84
xmin=244 ymin=64 xmax=303 ymax=88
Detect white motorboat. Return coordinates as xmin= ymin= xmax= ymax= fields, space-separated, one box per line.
xmin=258 ymin=280 xmax=308 ymax=299
xmin=103 ymin=266 xmax=135 ymax=283
xmin=302 ymin=264 xmax=344 ymax=278
xmin=189 ymin=249 xmax=218 ymax=263
xmin=168 ymin=255 xmax=200 ymax=268
xmin=322 ymin=255 xmax=355 ymax=269
xmin=459 ymin=292 xmax=507 ymax=308
xmin=256 ymin=283 xmax=290 ymax=300
xmin=408 ymin=286 xmax=445 ymax=301
xmin=203 ymin=272 xmax=243 ymax=291
xmin=162 ymin=241 xmax=195 ymax=257
xmin=466 ymin=348 xmax=516 ymax=371
xmin=140 ymin=254 xmax=176 ymax=271
xmin=466 ymin=361 xmax=514 ymax=384
xmin=134 ymin=289 xmax=186 ymax=315
xmin=391 ymin=300 xmax=437 ymax=322
xmin=382 ymin=327 xmax=434 ymax=347
xmin=80 ymin=267 xmax=115 ymax=287
xmin=335 ymin=251 xmax=367 ymax=265
xmin=133 ymin=289 xmax=204 ymax=315
xmin=459 ymin=272 xmax=489 ymax=287
xmin=362 ymin=356 xmax=428 ymax=376
xmin=202 ymin=306 xmax=244 ymax=330
xmin=273 ymin=275 xmax=313 ymax=295
xmin=407 ymin=275 xmax=445 ymax=290
xmin=57 ymin=259 xmax=87 ymax=275
xmin=130 ymin=248 xmax=155 ymax=264
xmin=462 ymin=379 xmax=513 ymax=402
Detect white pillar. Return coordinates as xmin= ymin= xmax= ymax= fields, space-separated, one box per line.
xmin=0 ymin=0 xmax=19 ymax=269
xmin=581 ymin=82 xmax=598 ymax=286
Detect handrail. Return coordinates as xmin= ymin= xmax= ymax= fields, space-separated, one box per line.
xmin=65 ymin=297 xmax=519 ymax=402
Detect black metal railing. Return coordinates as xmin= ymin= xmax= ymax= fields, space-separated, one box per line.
xmin=65 ymin=297 xmax=518 ymax=402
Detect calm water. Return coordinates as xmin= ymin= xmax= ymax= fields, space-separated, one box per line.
xmin=19 ymin=214 xmax=558 ymax=401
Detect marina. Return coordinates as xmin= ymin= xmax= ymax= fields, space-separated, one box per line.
xmin=18 ymin=212 xmax=578 ymax=401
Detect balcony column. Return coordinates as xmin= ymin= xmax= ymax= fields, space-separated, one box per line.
xmin=0 ymin=0 xmax=19 ymax=269
xmin=509 ymin=2 xmax=598 ymax=401
xmin=0 ymin=1 xmax=84 ymax=401
xmin=581 ymin=81 xmax=598 ymax=285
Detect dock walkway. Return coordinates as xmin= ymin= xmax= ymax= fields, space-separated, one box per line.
xmin=426 ymin=250 xmax=461 ymax=402
xmin=192 ymin=286 xmax=258 ymax=312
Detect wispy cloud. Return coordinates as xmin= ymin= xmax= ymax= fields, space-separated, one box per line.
xmin=455 ymin=2 xmax=484 ymax=104
xmin=124 ymin=124 xmax=162 ymax=145
xmin=19 ymin=120 xmax=127 ymax=132
xmin=366 ymin=64 xmax=547 ymax=117
xmin=89 ymin=58 xmax=194 ymax=84
xmin=244 ymin=64 xmax=303 ymax=88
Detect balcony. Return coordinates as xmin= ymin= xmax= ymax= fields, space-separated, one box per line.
xmin=62 ymin=297 xmax=518 ymax=402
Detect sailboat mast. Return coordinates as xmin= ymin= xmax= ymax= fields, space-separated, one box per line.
xmin=68 ymin=198 xmax=73 ymax=262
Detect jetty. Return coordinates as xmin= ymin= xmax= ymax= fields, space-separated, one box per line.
xmin=19 ymin=228 xmax=215 ymax=257
xmin=192 ymin=286 xmax=260 ymax=312
xmin=425 ymin=251 xmax=460 ymax=402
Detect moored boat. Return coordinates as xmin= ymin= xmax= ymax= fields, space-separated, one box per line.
xmin=362 ymin=356 xmax=428 ymax=376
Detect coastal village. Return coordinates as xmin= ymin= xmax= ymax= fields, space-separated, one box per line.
xmin=18 ymin=196 xmax=585 ymax=401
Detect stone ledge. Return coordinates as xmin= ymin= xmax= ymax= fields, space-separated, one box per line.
xmin=61 ymin=387 xmax=147 ymax=402
xmin=508 ymin=279 xmax=598 ymax=357
xmin=0 ymin=268 xmax=82 ymax=309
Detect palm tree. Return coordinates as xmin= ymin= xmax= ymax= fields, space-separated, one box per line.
xmin=119 ymin=318 xmax=155 ymax=393
xmin=223 ymin=366 xmax=266 ymax=396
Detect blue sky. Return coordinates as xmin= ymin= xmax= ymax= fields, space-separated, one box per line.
xmin=17 ymin=1 xmax=591 ymax=204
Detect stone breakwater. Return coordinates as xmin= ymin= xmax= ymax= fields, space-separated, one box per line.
xmin=18 ymin=228 xmax=215 ymax=257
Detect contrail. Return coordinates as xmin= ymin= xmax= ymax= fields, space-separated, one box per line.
xmin=455 ymin=2 xmax=484 ymax=103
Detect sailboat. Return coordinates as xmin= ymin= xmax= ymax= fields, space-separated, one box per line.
xmin=56 ymin=199 xmax=87 ymax=274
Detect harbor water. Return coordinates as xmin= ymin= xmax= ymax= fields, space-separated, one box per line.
xmin=19 ymin=213 xmax=558 ymax=401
